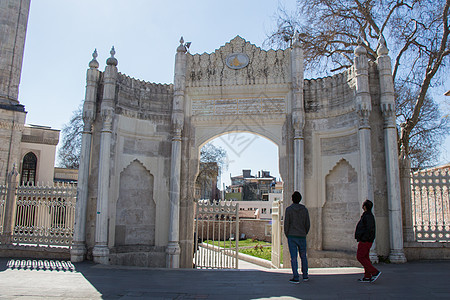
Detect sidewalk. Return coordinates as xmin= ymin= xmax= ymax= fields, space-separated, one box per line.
xmin=0 ymin=257 xmax=449 ymax=299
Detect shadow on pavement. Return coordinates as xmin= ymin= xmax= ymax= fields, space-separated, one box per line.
xmin=1 ymin=258 xmax=450 ymax=299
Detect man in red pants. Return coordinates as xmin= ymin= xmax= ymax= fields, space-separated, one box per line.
xmin=354 ymin=200 xmax=381 ymax=283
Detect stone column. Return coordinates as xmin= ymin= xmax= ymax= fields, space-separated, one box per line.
xmin=93 ymin=47 xmax=118 ymax=264
xmin=1 ymin=165 xmax=19 ymax=244
xmin=166 ymin=38 xmax=187 ymax=268
xmin=400 ymin=153 xmax=415 ymax=242
xmin=377 ymin=37 xmax=407 ymax=263
xmin=71 ymin=50 xmax=99 ymax=262
xmin=290 ymin=35 xmax=305 ymax=195
xmin=354 ymin=40 xmax=378 ymax=262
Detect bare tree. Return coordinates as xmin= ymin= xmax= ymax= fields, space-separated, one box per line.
xmin=195 ymin=143 xmax=228 ymax=200
xmin=57 ymin=104 xmax=83 ymax=169
xmin=267 ymin=0 xmax=450 ymax=167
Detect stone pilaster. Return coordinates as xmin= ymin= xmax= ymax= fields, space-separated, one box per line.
xmin=71 ymin=50 xmax=99 ymax=262
xmin=377 ymin=37 xmax=407 ymax=263
xmin=354 ymin=40 xmax=378 ymax=262
xmin=93 ymin=47 xmax=118 ymax=264
xmin=167 ymin=38 xmax=187 ymax=268
xmin=290 ymin=34 xmax=305 ymax=196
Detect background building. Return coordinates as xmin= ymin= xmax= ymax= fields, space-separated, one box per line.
xmin=225 ymin=169 xmax=283 ymax=219
xmin=0 ymin=1 xmax=60 ymax=185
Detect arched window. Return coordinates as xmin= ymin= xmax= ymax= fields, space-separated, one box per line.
xmin=21 ymin=152 xmax=37 ymax=185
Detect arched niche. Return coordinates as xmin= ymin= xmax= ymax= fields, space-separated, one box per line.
xmin=115 ymin=159 xmax=155 ymax=246
xmin=322 ymin=159 xmax=360 ymax=252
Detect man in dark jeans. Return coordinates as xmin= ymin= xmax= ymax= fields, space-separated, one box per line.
xmin=284 ymin=191 xmax=310 ymax=284
xmin=354 ymin=199 xmax=381 ymax=283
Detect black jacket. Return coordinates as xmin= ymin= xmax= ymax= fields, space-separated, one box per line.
xmin=284 ymin=203 xmax=310 ymax=237
xmin=354 ymin=211 xmax=376 ymax=242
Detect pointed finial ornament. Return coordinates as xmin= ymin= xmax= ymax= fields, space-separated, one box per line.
xmin=177 ymin=36 xmax=187 ymax=53
xmin=89 ymin=48 xmax=99 ymax=69
xmin=354 ymin=36 xmax=367 ymax=56
xmin=377 ymin=35 xmax=389 ymax=56
xmin=292 ymin=31 xmax=301 ymax=48
xmin=106 ymin=46 xmax=118 ymax=66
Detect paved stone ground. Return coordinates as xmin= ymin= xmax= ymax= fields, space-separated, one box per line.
xmin=0 ymin=257 xmax=449 ymax=299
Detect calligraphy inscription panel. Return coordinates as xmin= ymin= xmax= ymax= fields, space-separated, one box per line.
xmin=192 ymin=98 xmax=285 ymax=116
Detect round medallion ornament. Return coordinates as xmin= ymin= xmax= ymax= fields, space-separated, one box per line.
xmin=225 ymin=53 xmax=249 ymax=70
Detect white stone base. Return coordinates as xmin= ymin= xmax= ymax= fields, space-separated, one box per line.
xmin=369 ymin=250 xmax=379 ymax=264
xmin=70 ymin=244 xmax=86 ymax=263
xmin=93 ymin=245 xmax=110 ymax=264
xmin=389 ymin=249 xmax=407 ymax=263
xmin=166 ymin=242 xmax=180 ymax=268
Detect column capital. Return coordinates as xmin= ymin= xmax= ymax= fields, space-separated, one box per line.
xmin=381 ymin=104 xmax=396 ymax=128
xmin=357 ymin=108 xmax=371 ymax=129
xmin=292 ymin=110 xmax=305 ymax=136
xmin=101 ymin=108 xmax=114 ymax=131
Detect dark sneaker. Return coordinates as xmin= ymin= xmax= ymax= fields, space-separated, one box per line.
xmin=358 ymin=277 xmax=372 ymax=283
xmin=371 ymin=271 xmax=381 ymax=282
xmin=289 ymin=278 xmax=300 ymax=284
xmin=303 ymin=277 xmax=309 ymax=282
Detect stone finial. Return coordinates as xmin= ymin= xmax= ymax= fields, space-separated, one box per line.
xmin=89 ymin=49 xmax=99 ymax=69
xmin=106 ymin=46 xmax=118 ymax=66
xmin=354 ymin=36 xmax=367 ymax=56
xmin=177 ymin=36 xmax=187 ymax=53
xmin=377 ymin=35 xmax=389 ymax=56
xmin=292 ymin=31 xmax=301 ymax=48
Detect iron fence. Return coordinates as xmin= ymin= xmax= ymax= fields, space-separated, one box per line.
xmin=194 ymin=200 xmax=239 ymax=269
xmin=411 ymin=168 xmax=450 ymax=242
xmin=0 ymin=184 xmax=6 ymax=234
xmin=7 ymin=182 xmax=77 ymax=247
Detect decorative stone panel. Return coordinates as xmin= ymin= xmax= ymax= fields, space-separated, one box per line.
xmin=323 ymin=159 xmax=359 ymax=252
xmin=186 ymin=36 xmax=290 ymax=87
xmin=115 ymin=160 xmax=155 ymax=246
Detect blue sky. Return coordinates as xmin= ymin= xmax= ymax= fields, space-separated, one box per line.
xmin=19 ymin=1 xmax=449 ymax=186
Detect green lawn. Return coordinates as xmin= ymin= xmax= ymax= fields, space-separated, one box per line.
xmin=204 ymin=239 xmax=283 ymax=261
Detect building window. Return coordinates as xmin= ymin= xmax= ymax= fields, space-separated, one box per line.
xmin=21 ymin=152 xmax=37 ymax=185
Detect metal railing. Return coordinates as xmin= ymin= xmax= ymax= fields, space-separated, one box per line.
xmin=0 ymin=184 xmax=6 ymax=234
xmin=9 ymin=182 xmax=77 ymax=247
xmin=411 ymin=168 xmax=450 ymax=242
xmin=194 ymin=200 xmax=239 ymax=269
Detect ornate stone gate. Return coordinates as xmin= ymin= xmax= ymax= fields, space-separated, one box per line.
xmin=71 ymin=35 xmax=407 ymax=268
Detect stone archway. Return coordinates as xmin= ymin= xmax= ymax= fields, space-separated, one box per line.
xmin=75 ymin=35 xmax=406 ymax=268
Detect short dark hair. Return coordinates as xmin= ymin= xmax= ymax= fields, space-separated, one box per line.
xmin=292 ymin=191 xmax=302 ymax=204
xmin=363 ymin=199 xmax=373 ymax=211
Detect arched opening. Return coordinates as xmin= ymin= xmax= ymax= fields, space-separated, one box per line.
xmin=21 ymin=152 xmax=37 ymax=185
xmin=197 ymin=132 xmax=282 ymax=202
xmin=193 ymin=132 xmax=282 ymax=269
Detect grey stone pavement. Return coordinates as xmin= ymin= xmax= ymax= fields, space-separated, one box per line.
xmin=0 ymin=257 xmax=449 ymax=300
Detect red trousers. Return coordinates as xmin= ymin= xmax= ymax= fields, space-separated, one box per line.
xmin=357 ymin=242 xmax=379 ymax=278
